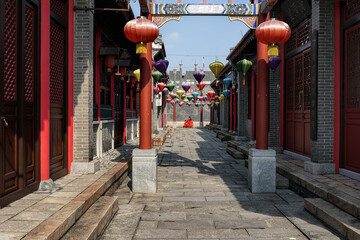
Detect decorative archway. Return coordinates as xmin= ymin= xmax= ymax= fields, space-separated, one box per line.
xmin=151 ymin=2 xmax=260 ymax=28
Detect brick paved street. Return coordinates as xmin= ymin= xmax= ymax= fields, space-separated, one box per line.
xmin=102 ymin=129 xmax=341 ymax=240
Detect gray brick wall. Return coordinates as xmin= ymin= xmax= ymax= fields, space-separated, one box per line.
xmin=73 ymin=0 xmax=94 ymax=162
xmin=237 ymin=70 xmax=249 ymax=138
xmin=310 ymin=0 xmax=335 ymax=163
xmin=269 ymin=67 xmax=281 ymax=149
xmin=102 ymin=122 xmax=113 ymax=153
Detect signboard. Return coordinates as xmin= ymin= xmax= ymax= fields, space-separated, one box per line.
xmin=281 ymin=0 xmax=311 ymax=27
xmin=310 ymin=30 xmax=317 ymax=141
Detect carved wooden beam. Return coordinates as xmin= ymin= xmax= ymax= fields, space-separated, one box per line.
xmin=260 ymin=0 xmax=278 ymax=13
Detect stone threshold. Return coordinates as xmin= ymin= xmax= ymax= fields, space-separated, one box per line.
xmin=22 ymin=158 xmax=131 ymax=240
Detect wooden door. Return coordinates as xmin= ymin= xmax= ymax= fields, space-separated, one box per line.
xmin=0 ymin=0 xmax=39 ymax=207
xmin=344 ymin=22 xmax=360 ymax=173
xmin=285 ymin=50 xmax=311 ymax=157
xmin=49 ymin=0 xmax=67 ymax=180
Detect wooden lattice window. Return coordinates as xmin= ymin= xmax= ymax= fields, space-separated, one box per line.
xmin=25 ymin=6 xmax=34 ymax=102
xmin=344 ymin=0 xmax=360 ymax=24
xmin=285 ymin=19 xmax=311 ymax=55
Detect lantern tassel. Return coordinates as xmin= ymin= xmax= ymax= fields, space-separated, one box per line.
xmin=243 ymin=74 xmax=246 ymax=86
xmin=136 ymin=43 xmax=147 ymax=54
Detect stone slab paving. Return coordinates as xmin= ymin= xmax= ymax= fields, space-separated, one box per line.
xmin=102 ymin=129 xmax=342 ymax=240
xmin=0 ymin=139 xmax=138 ymax=240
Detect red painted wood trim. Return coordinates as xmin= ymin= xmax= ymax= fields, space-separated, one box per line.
xmin=230 ymin=88 xmax=233 ymax=131
xmin=280 ymin=10 xmax=285 ymax=148
xmin=234 ymin=89 xmax=237 ymax=131
xmin=173 ymin=104 xmax=176 ymax=123
xmin=123 ymin=81 xmax=126 ymax=145
xmin=68 ymin=0 xmax=74 ymax=172
xmin=40 ymin=0 xmax=50 ymax=180
xmin=111 ymin=69 xmax=114 ymax=119
xmin=334 ymin=0 xmax=340 ymax=173
xmin=251 ymin=69 xmax=255 ymax=140
xmin=95 ymin=28 xmax=101 ymax=121
xmin=130 ymin=87 xmax=133 ymax=118
xmin=136 ymin=92 xmax=139 ymax=118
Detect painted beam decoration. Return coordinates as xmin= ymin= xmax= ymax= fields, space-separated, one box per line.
xmin=151 ymin=3 xmax=260 ymax=28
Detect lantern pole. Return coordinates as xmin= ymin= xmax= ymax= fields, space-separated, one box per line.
xmin=132 ymin=9 xmax=158 ymax=194
xmin=248 ymin=12 xmax=276 ymax=194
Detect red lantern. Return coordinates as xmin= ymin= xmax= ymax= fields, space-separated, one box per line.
xmin=105 ymin=55 xmax=115 ymax=71
xmin=124 ymin=17 xmax=159 ymax=54
xmin=255 ymin=19 xmax=291 ymax=56
xmin=116 ymin=66 xmax=127 ymax=81
xmin=130 ymin=76 xmax=137 ymax=88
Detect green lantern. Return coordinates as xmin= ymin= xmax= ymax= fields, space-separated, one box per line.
xmin=152 ymin=71 xmax=163 ymax=82
xmin=166 ymin=83 xmax=175 ymax=92
xmin=236 ymin=59 xmax=252 ymax=86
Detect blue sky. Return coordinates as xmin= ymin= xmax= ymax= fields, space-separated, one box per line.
xmin=130 ymin=0 xmax=252 ymax=72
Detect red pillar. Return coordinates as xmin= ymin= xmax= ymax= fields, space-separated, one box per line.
xmin=173 ymin=104 xmax=176 ymax=125
xmin=234 ymin=89 xmax=237 ymax=132
xmin=256 ymin=13 xmax=269 ymax=149
xmin=130 ymin=87 xmax=134 ymax=118
xmin=95 ymin=28 xmax=101 ymax=121
xmin=200 ymin=105 xmax=203 ymax=124
xmin=251 ymin=69 xmax=255 ymax=140
xmin=136 ymin=91 xmax=139 ymax=118
xmin=123 ymin=81 xmax=127 ymax=145
xmin=68 ymin=0 xmax=74 ymax=171
xmin=40 ymin=0 xmax=50 ymax=180
xmin=139 ymin=36 xmax=152 ymax=149
xmin=230 ymin=88 xmax=233 ymax=131
xmin=111 ymin=69 xmax=114 ymax=119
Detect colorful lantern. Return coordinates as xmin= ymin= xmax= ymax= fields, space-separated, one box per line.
xmin=166 ymin=83 xmax=175 ymax=92
xmin=181 ymin=95 xmax=186 ymax=100
xmin=187 ymin=102 xmax=192 ymax=106
xmin=207 ymin=91 xmax=215 ymax=98
xmin=269 ymin=56 xmax=282 ymax=71
xmin=197 ymin=96 xmax=203 ymax=101
xmin=105 ymin=55 xmax=115 ymax=72
xmin=255 ymin=19 xmax=291 ymax=56
xmin=184 ymin=99 xmax=189 ymax=104
xmin=158 ymin=82 xmax=166 ymax=91
xmin=236 ymin=59 xmax=252 ymax=85
xmin=162 ymin=87 xmax=169 ymax=95
xmin=154 ymin=60 xmax=169 ymax=74
xmin=193 ymin=71 xmax=205 ymax=83
xmin=133 ymin=69 xmax=140 ymax=82
xmin=179 ymin=102 xmax=184 ymax=107
xmin=187 ymin=96 xmax=193 ymax=101
xmin=171 ymin=100 xmax=176 ymax=106
xmin=215 ymin=101 xmax=220 ymax=107
xmin=192 ymin=92 xmax=199 ymax=99
xmin=202 ymin=103 xmax=205 ymax=107
xmin=176 ymin=99 xmax=180 ymax=103
xmin=170 ymin=93 xmax=177 ymax=99
xmin=116 ymin=66 xmax=127 ymax=81
xmin=154 ymin=87 xmax=160 ymax=94
xmin=166 ymin=98 xmax=172 ymax=103
xmin=152 ymin=71 xmax=163 ymax=82
xmin=223 ymin=78 xmax=232 ymax=88
xmin=223 ymin=90 xmax=230 ymax=97
xmin=130 ymin=76 xmax=137 ymax=88
xmin=209 ymin=60 xmax=224 ymax=77
xmin=124 ymin=17 xmax=159 ymax=54
xmin=197 ymin=82 xmax=206 ymax=91
xmin=176 ymin=90 xmax=185 ymax=99
xmin=182 ymin=83 xmax=191 ymax=92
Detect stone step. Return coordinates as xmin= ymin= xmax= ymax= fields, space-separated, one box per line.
xmin=62 ymin=196 xmax=119 ymax=240
xmin=304 ymin=198 xmax=360 ymax=240
xmin=276 ymin=162 xmax=360 ymax=219
xmin=227 ymin=141 xmax=238 ymax=149
xmin=226 ymin=147 xmax=245 ymax=159
xmin=276 ymin=173 xmax=289 ymax=189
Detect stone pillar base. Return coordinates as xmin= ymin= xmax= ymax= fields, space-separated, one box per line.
xmin=71 ymin=160 xmax=100 ymax=174
xmin=248 ymin=148 xmax=276 ymax=193
xmin=132 ymin=148 xmax=157 ymax=193
xmin=199 ymin=122 xmax=204 ymax=128
xmin=304 ymin=162 xmax=335 ymax=175
xmin=39 ymin=179 xmax=59 ymax=192
xmin=172 ymin=122 xmax=177 ymax=129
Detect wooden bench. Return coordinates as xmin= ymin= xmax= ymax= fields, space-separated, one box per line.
xmin=153 ymin=126 xmax=172 ymax=146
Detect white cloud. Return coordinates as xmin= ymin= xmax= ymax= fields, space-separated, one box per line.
xmin=164 ymin=32 xmax=180 ymax=42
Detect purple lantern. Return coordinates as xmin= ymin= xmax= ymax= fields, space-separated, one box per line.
xmin=187 ymin=102 xmax=192 ymax=106
xmin=182 ymin=83 xmax=191 ymax=92
xmin=162 ymin=87 xmax=169 ymax=95
xmin=154 ymin=60 xmax=169 ymax=74
xmin=193 ymin=71 xmax=205 ymax=83
xmin=170 ymin=93 xmax=177 ymax=99
xmin=269 ymin=56 xmax=281 ymax=71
